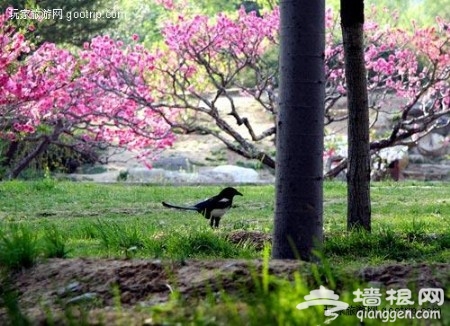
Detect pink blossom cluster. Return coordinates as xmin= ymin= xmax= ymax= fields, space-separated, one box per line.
xmin=324 ymin=10 xmax=450 ymax=112
xmin=163 ymin=8 xmax=279 ymax=56
xmin=161 ymin=7 xmax=279 ymax=89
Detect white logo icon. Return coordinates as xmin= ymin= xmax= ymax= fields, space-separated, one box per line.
xmin=296 ymin=286 xmax=349 ymax=324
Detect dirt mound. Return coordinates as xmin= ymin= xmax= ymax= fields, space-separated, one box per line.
xmin=7 ymin=258 xmax=305 ymax=323
xmin=226 ymin=230 xmax=272 ymax=250
xmin=359 ymin=263 xmax=450 ymax=289
xmin=5 ymin=259 xmax=449 ymax=323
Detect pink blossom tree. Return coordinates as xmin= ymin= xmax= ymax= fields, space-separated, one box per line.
xmin=0 ymin=11 xmax=174 ymax=179
xmin=2 ymin=5 xmax=450 ymax=179
xmin=326 ymin=14 xmax=450 ymax=176
xmin=137 ymin=5 xmax=450 ymax=174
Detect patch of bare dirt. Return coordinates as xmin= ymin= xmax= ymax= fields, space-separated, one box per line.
xmin=359 ymin=263 xmax=450 ymax=289
xmin=226 ymin=230 xmax=272 ymax=250
xmin=6 ymin=258 xmax=305 ymax=324
xmin=2 ymin=231 xmax=449 ymax=324
xmin=6 ymin=258 xmax=450 ymax=324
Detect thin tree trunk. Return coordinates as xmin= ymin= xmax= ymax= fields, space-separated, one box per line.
xmin=8 ymin=120 xmax=64 ymax=179
xmin=272 ymin=0 xmax=325 ymax=260
xmin=2 ymin=141 xmax=19 ymax=168
xmin=340 ymin=0 xmax=371 ymax=231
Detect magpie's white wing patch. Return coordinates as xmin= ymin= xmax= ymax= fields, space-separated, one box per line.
xmin=210 ymin=207 xmax=230 ymax=218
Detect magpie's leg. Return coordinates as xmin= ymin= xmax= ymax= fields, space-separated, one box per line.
xmin=210 ymin=217 xmax=214 ymax=228
xmin=214 ymin=217 xmax=221 ymax=228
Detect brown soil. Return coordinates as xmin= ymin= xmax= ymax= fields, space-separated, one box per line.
xmin=226 ymin=230 xmax=272 ymax=250
xmin=8 ymin=257 xmax=305 ymax=324
xmin=3 ymin=231 xmax=449 ymax=325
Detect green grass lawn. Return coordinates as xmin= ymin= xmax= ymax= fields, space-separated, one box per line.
xmin=0 ymin=180 xmax=449 ymax=325
xmin=1 ymin=180 xmax=449 ymax=263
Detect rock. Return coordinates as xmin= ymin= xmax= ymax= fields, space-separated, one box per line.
xmin=127 ymin=168 xmax=166 ymax=182
xmin=207 ymin=165 xmax=260 ymax=183
xmin=66 ymin=292 xmax=98 ymax=305
xmin=163 ymin=171 xmax=216 ymax=183
xmin=403 ymin=163 xmax=450 ymax=181
xmin=417 ymin=133 xmax=447 ymax=157
xmin=127 ymin=167 xmax=215 ymax=183
xmin=408 ymin=154 xmax=427 ymax=164
xmin=152 ymin=156 xmax=194 ymax=171
xmin=198 ymin=168 xmax=234 ymax=183
xmin=378 ymin=145 xmax=408 ymax=164
xmin=57 ymin=281 xmax=82 ymax=297
xmin=435 ymin=116 xmax=450 ymax=136
xmin=114 ymin=165 xmax=266 ymax=184
xmin=366 ymin=281 xmax=383 ymax=289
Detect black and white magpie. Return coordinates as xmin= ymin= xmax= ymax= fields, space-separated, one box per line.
xmin=162 ymin=187 xmax=243 ymax=228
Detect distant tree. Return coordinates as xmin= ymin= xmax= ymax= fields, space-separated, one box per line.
xmin=108 ymin=0 xmax=259 ymax=48
xmin=418 ymin=0 xmax=450 ymax=24
xmin=364 ymin=0 xmax=450 ymax=28
xmin=272 ymin=0 xmax=325 ymax=260
xmin=105 ymin=0 xmax=167 ymax=47
xmin=192 ymin=0 xmax=237 ymax=15
xmin=329 ymin=0 xmax=450 ymax=28
xmin=135 ymin=3 xmax=448 ymax=176
xmin=340 ymin=0 xmax=371 ymax=231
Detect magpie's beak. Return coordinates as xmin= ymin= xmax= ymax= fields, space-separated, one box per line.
xmin=237 ymin=191 xmax=243 ymax=196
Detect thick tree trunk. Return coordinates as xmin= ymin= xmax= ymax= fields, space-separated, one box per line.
xmin=272 ymin=0 xmax=325 ymax=260
xmin=8 ymin=138 xmax=52 ymax=179
xmin=340 ymin=0 xmax=371 ymax=231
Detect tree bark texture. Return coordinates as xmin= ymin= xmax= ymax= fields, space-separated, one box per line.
xmin=340 ymin=0 xmax=372 ymax=231
xmin=272 ymin=0 xmax=325 ymax=260
xmin=8 ymin=120 xmax=65 ymax=179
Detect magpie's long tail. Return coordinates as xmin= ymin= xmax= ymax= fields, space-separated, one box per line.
xmin=162 ymin=202 xmax=198 ymax=211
